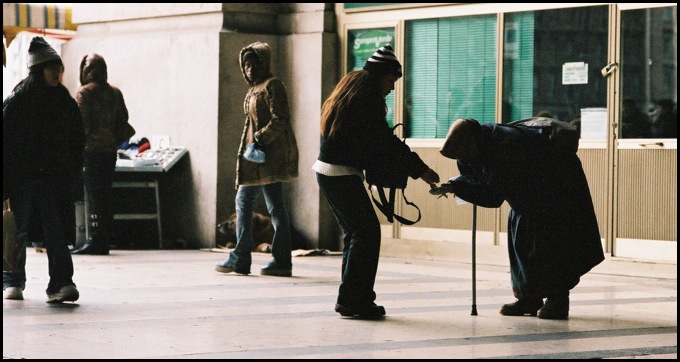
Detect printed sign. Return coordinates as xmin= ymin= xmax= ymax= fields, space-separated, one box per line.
xmin=563 ymin=62 xmax=589 ymax=85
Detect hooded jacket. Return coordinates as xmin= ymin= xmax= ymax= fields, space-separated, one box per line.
xmin=76 ymin=53 xmax=134 ymax=153
xmin=236 ymin=42 xmax=299 ymax=187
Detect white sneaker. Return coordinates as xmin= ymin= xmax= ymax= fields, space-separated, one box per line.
xmin=3 ymin=287 xmax=24 ymax=300
xmin=46 ymin=285 xmax=79 ymax=303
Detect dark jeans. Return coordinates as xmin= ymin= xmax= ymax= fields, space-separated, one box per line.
xmin=316 ymin=173 xmax=381 ymax=307
xmin=3 ymin=179 xmax=75 ymax=294
xmin=223 ymin=182 xmax=292 ymax=272
xmin=83 ymin=151 xmax=117 ymax=246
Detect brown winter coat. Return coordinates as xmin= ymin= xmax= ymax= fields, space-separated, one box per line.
xmin=236 ymin=42 xmax=299 ymax=187
xmin=76 ymin=53 xmax=134 ymax=153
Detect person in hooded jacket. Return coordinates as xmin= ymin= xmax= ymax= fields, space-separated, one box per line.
xmin=70 ymin=53 xmax=135 ymax=255
xmin=3 ymin=36 xmax=84 ymax=303
xmin=215 ymin=41 xmax=299 ymax=277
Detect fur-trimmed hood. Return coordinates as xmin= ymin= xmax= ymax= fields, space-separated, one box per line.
xmin=239 ymin=41 xmax=273 ymax=85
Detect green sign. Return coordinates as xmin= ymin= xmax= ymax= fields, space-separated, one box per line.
xmin=346 ymin=28 xmax=397 ymax=126
xmin=347 ymin=29 xmax=395 ymax=72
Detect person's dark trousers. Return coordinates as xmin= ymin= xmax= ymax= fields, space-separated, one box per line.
xmin=3 ymin=179 xmax=75 ymax=294
xmin=58 ymin=184 xmax=76 ymax=246
xmin=30 ymin=179 xmax=76 ymax=250
xmin=316 ymin=173 xmax=381 ymax=308
xmin=72 ymin=151 xmax=116 ymax=255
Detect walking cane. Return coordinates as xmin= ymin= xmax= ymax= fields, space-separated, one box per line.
xmin=471 ymin=203 xmax=478 ymax=316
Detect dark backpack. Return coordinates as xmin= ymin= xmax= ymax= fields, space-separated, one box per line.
xmin=506 ymin=117 xmax=579 ymax=154
xmin=364 ymin=124 xmax=421 ymax=225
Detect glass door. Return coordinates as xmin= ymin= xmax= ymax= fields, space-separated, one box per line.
xmin=501 ymin=5 xmax=611 ymax=244
xmin=614 ymin=4 xmax=677 ymax=262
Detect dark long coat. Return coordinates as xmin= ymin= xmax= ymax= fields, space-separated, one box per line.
xmin=447 ymin=121 xmax=604 ymax=299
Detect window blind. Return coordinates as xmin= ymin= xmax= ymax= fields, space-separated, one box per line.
xmin=405 ymin=15 xmax=497 ymax=138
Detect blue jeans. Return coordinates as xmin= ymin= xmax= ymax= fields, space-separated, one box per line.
xmin=316 ymin=173 xmax=381 ymax=307
xmin=3 ymin=179 xmax=75 ymax=294
xmin=222 ymin=182 xmax=292 ymax=272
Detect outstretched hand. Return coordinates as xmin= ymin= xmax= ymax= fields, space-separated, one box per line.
xmin=429 ymin=183 xmax=455 ymax=198
xmin=420 ymin=167 xmax=440 ymax=188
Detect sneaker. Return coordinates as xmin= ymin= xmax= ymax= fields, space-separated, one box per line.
xmin=499 ymin=298 xmax=544 ymax=316
xmin=46 ymin=285 xmax=79 ymax=304
xmin=335 ymin=303 xmax=386 ymax=320
xmin=260 ymin=263 xmax=292 ymax=277
xmin=3 ymin=287 xmax=24 ymax=300
xmin=537 ymin=296 xmax=569 ymax=320
xmin=214 ymin=264 xmax=250 ymax=275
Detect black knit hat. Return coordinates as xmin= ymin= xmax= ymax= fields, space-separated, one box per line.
xmin=363 ymin=44 xmax=402 ymax=78
xmin=27 ymin=36 xmax=62 ymax=72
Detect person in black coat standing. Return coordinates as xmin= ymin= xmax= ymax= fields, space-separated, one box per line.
xmin=313 ymin=45 xmax=440 ymax=319
xmin=3 ymin=37 xmax=84 ymax=303
xmin=437 ymin=118 xmax=604 ymax=319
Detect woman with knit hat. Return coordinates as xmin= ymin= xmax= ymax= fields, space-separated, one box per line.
xmin=214 ymin=41 xmax=299 ymax=277
xmin=313 ymin=44 xmax=440 ymax=319
xmin=3 ymin=36 xmax=84 ymax=303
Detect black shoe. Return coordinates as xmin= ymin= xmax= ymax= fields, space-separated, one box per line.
xmin=214 ymin=263 xmax=250 ymax=275
xmin=260 ymin=261 xmax=292 ymax=277
xmin=71 ymin=242 xmax=108 ymax=255
xmin=499 ymin=298 xmax=544 ymax=316
xmin=537 ymin=296 xmax=569 ymax=320
xmin=335 ymin=303 xmax=386 ymax=319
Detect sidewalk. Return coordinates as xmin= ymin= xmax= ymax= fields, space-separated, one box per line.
xmin=3 ymin=245 xmax=677 ymax=359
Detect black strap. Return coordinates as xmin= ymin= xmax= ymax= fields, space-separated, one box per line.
xmin=395 ymin=190 xmax=421 ymax=225
xmin=367 ymin=123 xmax=421 ymax=225
xmin=368 ymin=186 xmax=421 ymax=225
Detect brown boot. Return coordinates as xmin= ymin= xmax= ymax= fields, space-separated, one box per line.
xmin=537 ymin=295 xmax=569 ymax=320
xmin=499 ymin=298 xmax=544 ymax=316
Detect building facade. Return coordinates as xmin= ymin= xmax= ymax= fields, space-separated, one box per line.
xmin=4 ymin=3 xmax=676 ymax=264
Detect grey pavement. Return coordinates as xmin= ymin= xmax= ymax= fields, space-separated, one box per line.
xmin=3 ymin=243 xmax=677 ymax=359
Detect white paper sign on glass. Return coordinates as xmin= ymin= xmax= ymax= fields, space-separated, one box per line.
xmin=562 ymin=62 xmax=589 ymax=85
xmin=580 ymin=107 xmax=607 ymax=140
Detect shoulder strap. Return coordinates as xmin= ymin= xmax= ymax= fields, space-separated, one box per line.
xmin=366 ymin=122 xmax=421 ymax=225
xmin=368 ymin=186 xmax=421 ymax=225
xmin=393 ymin=189 xmax=421 ymax=225
xmin=369 ymin=186 xmax=395 ymax=223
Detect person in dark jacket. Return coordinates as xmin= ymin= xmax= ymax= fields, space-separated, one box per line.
xmin=3 ymin=36 xmax=84 ymax=303
xmin=71 ymin=53 xmax=134 ymax=255
xmin=436 ymin=118 xmax=604 ymax=319
xmin=313 ymin=44 xmax=440 ymax=319
xmin=214 ymin=41 xmax=299 ymax=277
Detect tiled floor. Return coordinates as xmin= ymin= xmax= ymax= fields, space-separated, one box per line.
xmin=3 ymin=245 xmax=677 ymax=359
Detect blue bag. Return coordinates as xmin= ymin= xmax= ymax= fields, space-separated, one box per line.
xmin=243 ymin=143 xmax=265 ymax=163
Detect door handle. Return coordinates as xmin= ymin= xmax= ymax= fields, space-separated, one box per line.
xmin=640 ymin=142 xmax=664 ymax=147
xmin=601 ymin=62 xmax=617 ymax=77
